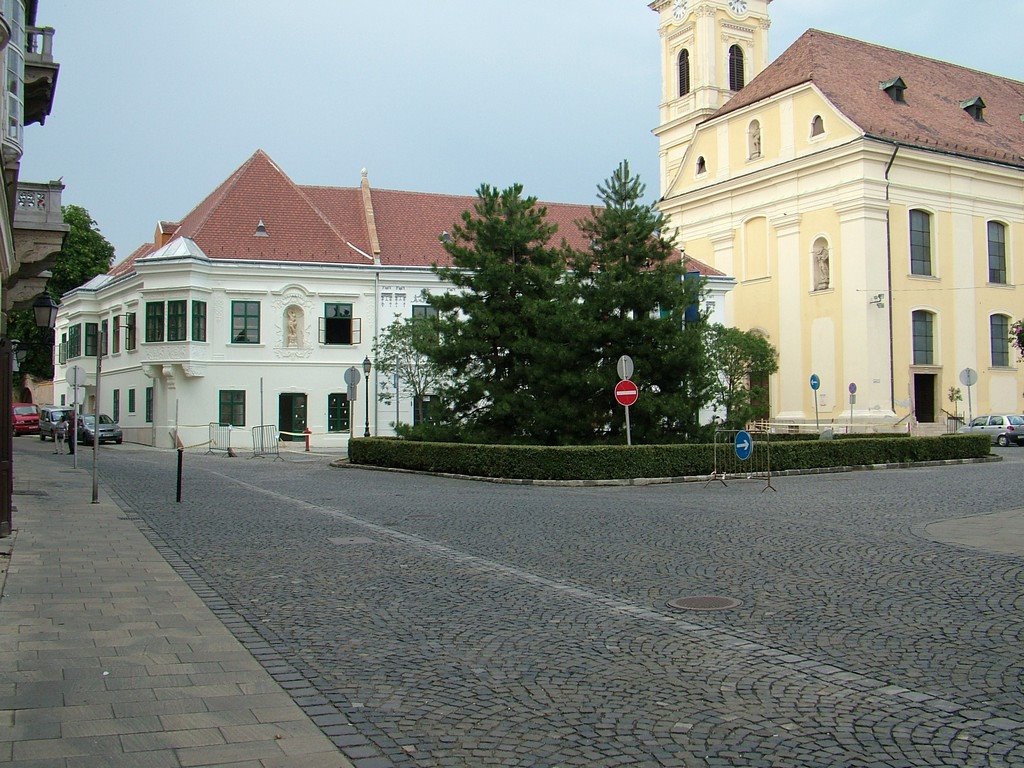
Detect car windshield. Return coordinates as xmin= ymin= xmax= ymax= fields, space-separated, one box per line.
xmin=80 ymin=415 xmax=115 ymax=426
xmin=13 ymin=406 xmax=36 ymax=416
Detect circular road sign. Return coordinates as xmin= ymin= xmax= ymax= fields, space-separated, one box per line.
xmin=959 ymin=367 xmax=978 ymax=387
xmin=343 ymin=366 xmax=361 ymax=386
xmin=68 ymin=365 xmax=86 ymax=388
xmin=614 ymin=379 xmax=639 ymax=407
xmin=735 ymin=430 xmax=753 ymax=461
xmin=809 ymin=373 xmax=820 ymax=391
xmin=617 ymin=355 xmax=634 ymax=381
xmin=848 ymin=382 xmax=857 ymax=395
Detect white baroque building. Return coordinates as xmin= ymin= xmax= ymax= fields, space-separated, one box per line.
xmin=53 ymin=151 xmax=733 ymax=450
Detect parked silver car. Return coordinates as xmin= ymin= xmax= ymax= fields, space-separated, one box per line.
xmin=957 ymin=414 xmax=1024 ymax=446
xmin=77 ymin=414 xmax=123 ymax=445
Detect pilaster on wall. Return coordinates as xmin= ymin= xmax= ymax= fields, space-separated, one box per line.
xmin=709 ymin=230 xmax=737 ymax=325
xmin=836 ymin=201 xmax=895 ymax=418
xmin=770 ymin=214 xmax=803 ymax=419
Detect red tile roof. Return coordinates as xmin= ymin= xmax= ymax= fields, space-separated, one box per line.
xmin=113 ymin=150 xmax=721 ymax=278
xmin=714 ymin=29 xmax=1024 ymax=168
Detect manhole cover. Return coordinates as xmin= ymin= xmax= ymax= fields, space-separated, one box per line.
xmin=667 ymin=595 xmax=742 ymax=611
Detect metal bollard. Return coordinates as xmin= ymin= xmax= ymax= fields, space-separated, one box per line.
xmin=304 ymin=427 xmax=311 ymax=452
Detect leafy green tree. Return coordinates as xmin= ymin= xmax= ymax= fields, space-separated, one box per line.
xmin=1012 ymin=319 xmax=1024 ymax=360
xmin=8 ymin=205 xmax=114 ymax=381
xmin=422 ymin=183 xmax=570 ymax=443
xmin=372 ymin=315 xmax=445 ymax=429
xmin=568 ymin=160 xmax=711 ymax=443
xmin=706 ymin=324 xmax=779 ymax=429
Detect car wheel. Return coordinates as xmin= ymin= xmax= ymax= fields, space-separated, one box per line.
xmin=115 ymin=438 xmax=123 ymax=444
xmin=997 ymin=435 xmax=1009 ymax=447
xmin=39 ymin=433 xmax=46 ymax=441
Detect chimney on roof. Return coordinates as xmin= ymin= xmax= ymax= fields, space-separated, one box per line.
xmin=960 ymin=97 xmax=985 ymax=121
xmin=880 ymin=76 xmax=906 ymax=103
xmin=255 ymin=219 xmax=269 ymax=237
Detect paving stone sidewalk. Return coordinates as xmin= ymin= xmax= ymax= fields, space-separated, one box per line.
xmin=0 ymin=446 xmax=352 ymax=768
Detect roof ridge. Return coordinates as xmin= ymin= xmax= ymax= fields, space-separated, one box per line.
xmin=174 ymin=149 xmax=269 ymax=238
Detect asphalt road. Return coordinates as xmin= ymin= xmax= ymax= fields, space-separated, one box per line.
xmin=48 ymin=440 xmax=1024 ymax=767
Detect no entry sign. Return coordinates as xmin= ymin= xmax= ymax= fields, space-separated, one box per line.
xmin=614 ymin=379 xmax=639 ymax=407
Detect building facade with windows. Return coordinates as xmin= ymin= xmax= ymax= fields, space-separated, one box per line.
xmin=651 ymin=0 xmax=1023 ymax=425
xmin=53 ymin=150 xmax=732 ymax=449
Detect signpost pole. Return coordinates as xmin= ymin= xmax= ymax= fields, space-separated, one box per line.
xmin=624 ymin=405 xmax=632 ymax=447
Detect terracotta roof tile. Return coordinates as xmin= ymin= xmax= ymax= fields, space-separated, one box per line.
xmin=714 ymin=29 xmax=1024 ymax=168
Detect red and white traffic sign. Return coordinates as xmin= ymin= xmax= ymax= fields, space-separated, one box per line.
xmin=614 ymin=379 xmax=639 ymax=407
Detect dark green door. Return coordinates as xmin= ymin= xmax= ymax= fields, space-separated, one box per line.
xmin=278 ymin=393 xmax=307 ymax=442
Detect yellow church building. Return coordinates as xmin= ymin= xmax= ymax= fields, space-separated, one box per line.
xmin=651 ymin=0 xmax=1023 ymax=428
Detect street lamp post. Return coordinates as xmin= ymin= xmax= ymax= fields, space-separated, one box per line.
xmin=1 ymin=293 xmax=59 ymax=537
xmin=362 ymin=356 xmax=372 ymax=437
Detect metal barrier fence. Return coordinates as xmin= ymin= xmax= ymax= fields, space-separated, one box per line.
xmin=207 ymin=423 xmax=238 ymax=456
xmin=251 ymin=424 xmax=282 ymax=460
xmin=707 ymin=428 xmax=775 ymax=492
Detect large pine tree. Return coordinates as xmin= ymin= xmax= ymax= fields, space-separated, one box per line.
xmin=569 ymin=161 xmax=711 ymax=443
xmin=424 ymin=184 xmax=571 ymax=443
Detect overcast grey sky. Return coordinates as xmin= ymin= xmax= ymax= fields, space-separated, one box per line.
xmin=20 ymin=1 xmax=1024 ymax=263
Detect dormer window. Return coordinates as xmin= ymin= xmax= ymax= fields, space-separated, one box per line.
xmin=696 ymin=156 xmax=706 ymax=175
xmin=255 ymin=219 xmax=269 ymax=237
xmin=880 ymin=76 xmax=906 ymax=102
xmin=960 ymin=97 xmax=986 ymax=121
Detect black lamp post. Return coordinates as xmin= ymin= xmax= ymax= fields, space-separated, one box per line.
xmin=362 ymin=356 xmax=372 ymax=437
xmin=1 ymin=293 xmax=58 ymax=537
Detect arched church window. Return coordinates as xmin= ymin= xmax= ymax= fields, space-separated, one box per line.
xmin=810 ymin=115 xmax=824 ymax=137
xmin=678 ymin=49 xmax=690 ymax=96
xmin=747 ymin=120 xmax=761 ymax=159
xmin=696 ymin=156 xmax=706 ymax=175
xmin=728 ymin=45 xmax=745 ymax=91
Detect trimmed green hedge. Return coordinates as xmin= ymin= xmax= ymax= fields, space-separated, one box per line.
xmin=347 ymin=434 xmax=991 ymax=481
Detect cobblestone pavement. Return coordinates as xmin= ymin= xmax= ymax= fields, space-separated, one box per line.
xmin=76 ymin=442 xmax=1024 ymax=766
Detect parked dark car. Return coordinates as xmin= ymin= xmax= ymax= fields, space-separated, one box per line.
xmin=38 ymin=405 xmax=75 ymax=441
xmin=11 ymin=403 xmax=39 ymax=436
xmin=77 ymin=414 xmax=123 ymax=445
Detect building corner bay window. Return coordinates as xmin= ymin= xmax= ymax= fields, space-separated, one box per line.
xmin=145 ymin=301 xmax=165 ymax=343
xmin=167 ymin=300 xmax=187 ymax=342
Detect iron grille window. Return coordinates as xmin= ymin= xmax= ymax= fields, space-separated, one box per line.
xmin=912 ymin=310 xmax=934 ymax=365
xmin=321 ymin=303 xmax=360 ymax=345
xmin=988 ymin=221 xmax=1006 ymax=284
xmin=192 ymin=300 xmax=207 ymax=341
xmin=910 ymin=210 xmax=932 ymax=276
xmin=68 ymin=325 xmax=81 ymax=358
xmin=327 ymin=393 xmax=350 ymax=432
xmin=728 ymin=45 xmax=745 ymax=91
xmin=231 ymin=301 xmax=260 ymax=344
xmin=218 ymin=390 xmax=246 ymax=427
xmin=145 ymin=386 xmax=153 ymax=423
xmin=112 ymin=389 xmax=120 ymax=423
xmin=145 ymin=301 xmax=165 ymax=343
xmin=84 ymin=323 xmax=98 ymax=357
xmin=678 ymin=49 xmax=690 ymax=96
xmin=991 ymin=314 xmax=1010 ymax=367
xmin=167 ymin=300 xmax=187 ymax=341
xmin=128 ymin=388 xmax=136 ymax=414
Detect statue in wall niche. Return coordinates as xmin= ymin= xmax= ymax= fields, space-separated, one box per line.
xmin=813 ymin=242 xmax=830 ymax=291
xmin=285 ymin=306 xmax=302 ymax=347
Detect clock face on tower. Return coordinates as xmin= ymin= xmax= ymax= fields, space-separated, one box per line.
xmin=729 ymin=0 xmax=748 ymax=14
xmin=672 ymin=0 xmax=687 ymax=20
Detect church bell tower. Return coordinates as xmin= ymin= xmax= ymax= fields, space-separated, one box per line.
xmin=650 ymin=0 xmax=772 ymax=195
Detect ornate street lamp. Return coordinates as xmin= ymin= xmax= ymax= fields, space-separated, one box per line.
xmin=32 ymin=292 xmax=58 ymax=330
xmin=362 ymin=356 xmax=372 ymax=437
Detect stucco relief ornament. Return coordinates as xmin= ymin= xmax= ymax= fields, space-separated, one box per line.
xmin=285 ymin=306 xmax=302 ymax=348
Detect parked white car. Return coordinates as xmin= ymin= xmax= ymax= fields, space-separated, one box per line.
xmin=957 ymin=414 xmax=1024 ymax=447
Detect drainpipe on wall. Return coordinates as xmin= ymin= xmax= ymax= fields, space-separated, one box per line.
xmin=884 ymin=144 xmax=900 ymax=414
xmin=374 ymin=271 xmax=379 ymax=435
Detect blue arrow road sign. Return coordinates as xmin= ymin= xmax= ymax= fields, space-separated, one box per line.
xmin=809 ymin=374 xmax=820 ymax=391
xmin=735 ymin=430 xmax=753 ymax=461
